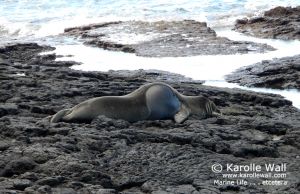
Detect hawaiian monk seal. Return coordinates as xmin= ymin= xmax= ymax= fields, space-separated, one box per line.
xmin=50 ymin=82 xmax=220 ymax=123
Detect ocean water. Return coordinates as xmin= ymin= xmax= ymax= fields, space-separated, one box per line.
xmin=1 ymin=0 xmax=299 ymax=41
xmin=1 ymin=0 xmax=300 ymax=108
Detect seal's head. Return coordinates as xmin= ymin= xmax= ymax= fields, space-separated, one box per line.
xmin=187 ymin=96 xmax=221 ymax=119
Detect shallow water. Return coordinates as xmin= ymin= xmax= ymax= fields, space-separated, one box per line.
xmin=54 ymin=29 xmax=300 ymax=80
xmin=41 ymin=29 xmax=300 ymax=108
xmin=204 ymin=81 xmax=300 ymax=109
xmin=2 ymin=0 xmax=300 ymax=108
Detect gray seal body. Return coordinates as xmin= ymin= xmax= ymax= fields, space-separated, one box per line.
xmin=50 ymin=82 xmax=220 ymax=123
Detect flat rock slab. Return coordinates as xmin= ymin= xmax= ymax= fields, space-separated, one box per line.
xmin=234 ymin=6 xmax=300 ymax=40
xmin=64 ymin=20 xmax=275 ymax=57
xmin=226 ymin=55 xmax=300 ymax=90
xmin=0 ymin=43 xmax=300 ymax=194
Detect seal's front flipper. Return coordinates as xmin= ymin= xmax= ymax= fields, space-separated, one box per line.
xmin=174 ymin=104 xmax=190 ymax=124
xmin=50 ymin=109 xmax=71 ymax=123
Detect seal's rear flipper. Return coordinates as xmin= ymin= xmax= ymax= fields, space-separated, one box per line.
xmin=174 ymin=104 xmax=190 ymax=124
xmin=50 ymin=109 xmax=71 ymax=123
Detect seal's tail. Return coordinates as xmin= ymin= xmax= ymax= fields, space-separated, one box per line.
xmin=50 ymin=109 xmax=71 ymax=123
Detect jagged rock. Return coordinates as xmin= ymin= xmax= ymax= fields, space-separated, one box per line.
xmin=64 ymin=20 xmax=274 ymax=57
xmin=1 ymin=157 xmax=37 ymax=177
xmin=226 ymin=55 xmax=300 ymax=90
xmin=36 ymin=176 xmax=65 ymax=186
xmin=234 ymin=6 xmax=300 ymax=40
xmin=0 ymin=43 xmax=299 ymax=194
xmin=12 ymin=179 xmax=32 ymax=191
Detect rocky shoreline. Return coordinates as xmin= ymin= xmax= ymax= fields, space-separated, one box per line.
xmin=225 ymin=54 xmax=300 ymax=90
xmin=226 ymin=6 xmax=300 ymax=91
xmin=0 ymin=43 xmax=300 ymax=194
xmin=63 ymin=20 xmax=275 ymax=57
xmin=234 ymin=6 xmax=300 ymax=40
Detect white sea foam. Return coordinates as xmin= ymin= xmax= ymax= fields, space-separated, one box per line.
xmin=16 ymin=73 xmax=26 ymax=77
xmin=204 ymin=81 xmax=300 ymax=109
xmin=48 ymin=30 xmax=300 ymax=81
xmin=3 ymin=0 xmax=300 ymax=108
xmin=1 ymin=0 xmax=299 ymax=39
xmin=42 ymin=29 xmax=300 ymax=108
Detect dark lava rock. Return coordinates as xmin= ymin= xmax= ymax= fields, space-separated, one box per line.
xmin=0 ymin=43 xmax=299 ymax=194
xmin=13 ymin=179 xmax=32 ymax=191
xmin=36 ymin=176 xmax=65 ymax=186
xmin=0 ymin=104 xmax=19 ymax=117
xmin=234 ymin=6 xmax=300 ymax=40
xmin=1 ymin=157 xmax=37 ymax=177
xmin=64 ymin=20 xmax=274 ymax=57
xmin=92 ymin=115 xmax=130 ymax=130
xmin=226 ymin=55 xmax=300 ymax=90
xmin=230 ymin=142 xmax=279 ymax=158
xmin=0 ymin=141 xmax=10 ymax=151
xmin=0 ymin=43 xmax=54 ymax=62
xmin=107 ymin=69 xmax=205 ymax=84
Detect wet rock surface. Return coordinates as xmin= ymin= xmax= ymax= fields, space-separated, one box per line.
xmin=226 ymin=55 xmax=300 ymax=90
xmin=0 ymin=43 xmax=300 ymax=194
xmin=64 ymin=20 xmax=275 ymax=57
xmin=234 ymin=6 xmax=300 ymax=40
